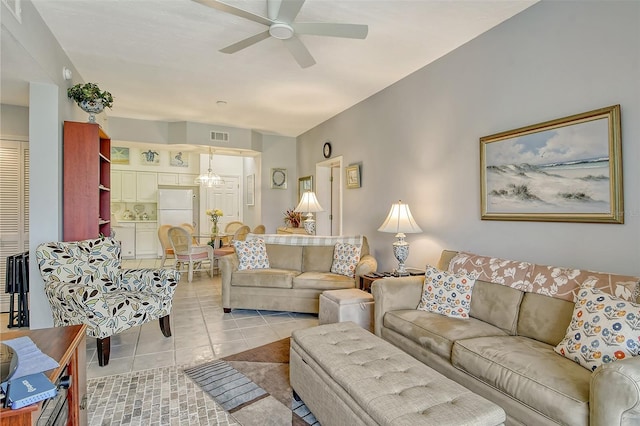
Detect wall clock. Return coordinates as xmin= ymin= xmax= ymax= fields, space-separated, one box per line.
xmin=271 ymin=168 xmax=287 ymax=189
xmin=323 ymin=142 xmax=332 ymax=158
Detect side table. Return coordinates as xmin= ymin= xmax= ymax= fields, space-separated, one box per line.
xmin=359 ymin=270 xmax=426 ymax=292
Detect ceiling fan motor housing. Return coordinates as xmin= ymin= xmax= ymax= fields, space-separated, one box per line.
xmin=269 ymin=23 xmax=294 ymax=39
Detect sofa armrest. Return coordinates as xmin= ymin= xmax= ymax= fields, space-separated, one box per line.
xmin=219 ymin=253 xmax=240 ymax=309
xmin=356 ymin=254 xmax=377 ymax=278
xmin=371 ymin=276 xmax=423 ymax=337
xmin=590 ymin=356 xmax=640 ymax=425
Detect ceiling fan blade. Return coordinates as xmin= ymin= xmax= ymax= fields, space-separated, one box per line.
xmin=192 ymin=0 xmax=274 ymax=27
xmin=283 ymin=36 xmax=316 ymax=68
xmin=276 ymin=0 xmax=305 ymax=23
xmin=220 ymin=31 xmax=271 ymax=54
xmin=293 ymin=22 xmax=368 ymax=39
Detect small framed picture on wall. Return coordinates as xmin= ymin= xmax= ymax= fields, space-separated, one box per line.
xmin=346 ymin=164 xmax=361 ymax=189
xmin=271 ymin=168 xmax=287 ymax=189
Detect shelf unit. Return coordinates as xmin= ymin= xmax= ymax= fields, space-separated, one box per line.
xmin=63 ymin=121 xmax=111 ymax=241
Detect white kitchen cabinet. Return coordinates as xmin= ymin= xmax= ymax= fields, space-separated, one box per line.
xmin=113 ymin=224 xmax=136 ymax=258
xmin=121 ymin=171 xmax=137 ymax=202
xmin=135 ymin=222 xmax=158 ymax=257
xmin=136 ymin=172 xmax=157 ymax=202
xmin=157 ymin=173 xmax=179 ymax=185
xmin=179 ymin=173 xmax=198 ymax=186
xmin=111 ymin=170 xmax=122 ymax=201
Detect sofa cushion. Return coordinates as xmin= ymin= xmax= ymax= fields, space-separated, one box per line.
xmin=231 ymin=269 xmax=298 ymax=288
xmin=233 ymin=239 xmax=270 ymax=270
xmin=517 ymin=292 xmax=575 ymax=346
xmin=453 ymin=336 xmax=590 ymax=425
xmin=469 ymin=280 xmax=523 ymax=335
xmin=330 ymin=243 xmax=362 ymax=278
xmin=417 ymin=265 xmax=477 ymax=319
xmin=383 ymin=309 xmax=507 ymax=360
xmin=302 ymin=246 xmax=334 ymax=272
xmin=555 ymin=286 xmax=640 ymax=372
xmin=265 ymin=244 xmax=303 ymax=271
xmin=293 ymin=272 xmax=354 ymax=290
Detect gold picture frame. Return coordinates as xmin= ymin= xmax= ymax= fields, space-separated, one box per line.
xmin=298 ymin=175 xmax=313 ymax=201
xmin=346 ymin=164 xmax=361 ymax=189
xmin=480 ymin=105 xmax=623 ymax=223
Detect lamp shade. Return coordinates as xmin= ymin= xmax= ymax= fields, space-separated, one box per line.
xmin=378 ymin=201 xmax=422 ymax=234
xmin=294 ymin=191 xmax=324 ymax=213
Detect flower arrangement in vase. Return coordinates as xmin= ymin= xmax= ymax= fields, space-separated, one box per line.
xmin=284 ymin=209 xmax=302 ymax=228
xmin=206 ymin=208 xmax=223 ymax=234
xmin=67 ymin=82 xmax=114 ymax=123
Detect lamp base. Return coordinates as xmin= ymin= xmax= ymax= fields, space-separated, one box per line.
xmin=303 ymin=218 xmax=316 ymax=235
xmin=392 ymin=235 xmax=409 ymax=275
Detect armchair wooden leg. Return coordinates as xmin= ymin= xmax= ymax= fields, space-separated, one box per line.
xmin=97 ymin=337 xmax=111 ymax=367
xmin=159 ymin=315 xmax=171 ymax=337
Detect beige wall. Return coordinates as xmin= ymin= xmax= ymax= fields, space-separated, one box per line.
xmin=297 ymin=1 xmax=640 ymax=276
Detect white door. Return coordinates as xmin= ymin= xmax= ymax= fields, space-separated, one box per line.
xmin=0 ymin=140 xmax=29 ymax=313
xmin=202 ymin=176 xmax=240 ymax=234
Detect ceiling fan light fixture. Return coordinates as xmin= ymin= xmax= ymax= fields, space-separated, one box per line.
xmin=269 ymin=23 xmax=294 ymax=39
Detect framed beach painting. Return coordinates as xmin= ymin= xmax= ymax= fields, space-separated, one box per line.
xmin=111 ymin=146 xmax=130 ymax=165
xmin=170 ymin=151 xmax=189 ymax=167
xmin=480 ymin=105 xmax=622 ymax=223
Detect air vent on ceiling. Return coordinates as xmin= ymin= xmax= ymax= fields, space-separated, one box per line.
xmin=210 ymin=131 xmax=229 ymax=142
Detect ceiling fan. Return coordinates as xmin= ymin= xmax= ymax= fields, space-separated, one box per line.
xmin=193 ymin=0 xmax=368 ymax=68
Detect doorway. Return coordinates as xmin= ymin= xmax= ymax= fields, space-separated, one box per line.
xmin=315 ymin=156 xmax=343 ymax=236
xmin=200 ymin=176 xmax=241 ymax=235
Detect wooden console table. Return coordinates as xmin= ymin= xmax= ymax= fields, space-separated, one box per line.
xmin=0 ymin=325 xmax=87 ymax=425
xmin=276 ymin=226 xmax=308 ymax=235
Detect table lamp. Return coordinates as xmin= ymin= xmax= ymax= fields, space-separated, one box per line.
xmin=294 ymin=191 xmax=324 ymax=235
xmin=378 ymin=200 xmax=422 ymax=276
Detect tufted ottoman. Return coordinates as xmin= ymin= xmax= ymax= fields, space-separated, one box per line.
xmin=290 ymin=321 xmax=505 ymax=426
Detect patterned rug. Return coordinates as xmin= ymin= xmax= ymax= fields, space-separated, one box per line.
xmin=87 ymin=365 xmax=240 ymax=426
xmin=185 ymin=338 xmax=319 ymax=426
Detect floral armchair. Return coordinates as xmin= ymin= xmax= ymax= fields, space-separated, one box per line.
xmin=36 ymin=237 xmax=180 ymax=366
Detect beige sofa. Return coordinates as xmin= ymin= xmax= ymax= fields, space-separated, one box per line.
xmin=373 ymin=250 xmax=640 ymax=426
xmin=219 ymin=234 xmax=377 ymax=313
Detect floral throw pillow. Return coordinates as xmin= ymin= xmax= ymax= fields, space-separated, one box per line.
xmin=416 ymin=265 xmax=478 ymax=319
xmin=233 ymin=239 xmax=270 ymax=270
xmin=555 ymin=286 xmax=640 ymax=371
xmin=330 ymin=243 xmax=362 ymax=278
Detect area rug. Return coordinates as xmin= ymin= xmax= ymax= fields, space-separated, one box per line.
xmin=87 ymin=365 xmax=240 ymax=426
xmin=184 ymin=338 xmax=319 ymax=426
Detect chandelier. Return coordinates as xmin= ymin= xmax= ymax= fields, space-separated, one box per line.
xmin=194 ymin=147 xmax=225 ymax=187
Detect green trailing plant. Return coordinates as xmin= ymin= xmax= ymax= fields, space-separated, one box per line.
xmin=67 ymin=83 xmax=114 ymax=108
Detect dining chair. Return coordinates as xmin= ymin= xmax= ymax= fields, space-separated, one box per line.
xmin=157 ymin=224 xmax=175 ymax=267
xmin=180 ymin=222 xmax=200 ymax=246
xmin=252 ymin=224 xmax=266 ymax=234
xmin=168 ymin=226 xmax=214 ymax=282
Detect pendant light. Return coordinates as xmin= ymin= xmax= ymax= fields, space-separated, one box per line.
xmin=195 ymin=147 xmax=225 ymax=187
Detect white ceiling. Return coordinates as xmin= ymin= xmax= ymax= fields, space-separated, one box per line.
xmin=9 ymin=0 xmax=537 ymax=137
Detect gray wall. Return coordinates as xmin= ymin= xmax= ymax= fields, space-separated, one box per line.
xmin=298 ymin=1 xmax=640 ymax=276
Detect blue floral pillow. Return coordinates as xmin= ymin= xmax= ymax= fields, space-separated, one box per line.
xmin=555 ymin=286 xmax=640 ymax=371
xmin=233 ymin=239 xmax=270 ymax=270
xmin=330 ymin=243 xmax=362 ymax=278
xmin=417 ymin=265 xmax=478 ymax=319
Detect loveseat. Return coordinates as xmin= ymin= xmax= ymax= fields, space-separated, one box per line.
xmin=373 ymin=250 xmax=640 ymax=426
xmin=219 ymin=234 xmax=376 ymax=313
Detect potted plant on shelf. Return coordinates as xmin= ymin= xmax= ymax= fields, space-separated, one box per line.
xmin=67 ymin=82 xmax=114 ymax=123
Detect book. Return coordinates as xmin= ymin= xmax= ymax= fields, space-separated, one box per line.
xmin=1 ymin=372 xmax=57 ymax=409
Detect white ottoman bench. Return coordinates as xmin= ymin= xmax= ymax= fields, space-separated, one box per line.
xmin=291 ymin=321 xmax=506 ymax=426
xmin=319 ymin=288 xmax=374 ymax=331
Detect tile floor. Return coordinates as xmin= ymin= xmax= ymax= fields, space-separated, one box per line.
xmin=85 ymin=258 xmax=318 ymax=379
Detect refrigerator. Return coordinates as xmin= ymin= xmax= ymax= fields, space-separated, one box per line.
xmin=157 ymin=188 xmax=195 ymax=256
